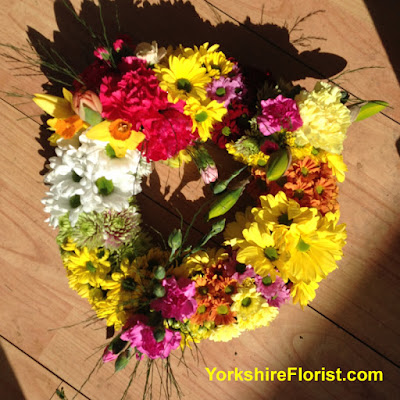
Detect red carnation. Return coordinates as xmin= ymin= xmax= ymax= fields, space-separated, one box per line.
xmin=211 ymin=101 xmax=250 ymax=149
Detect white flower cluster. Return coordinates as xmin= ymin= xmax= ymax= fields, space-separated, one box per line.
xmin=42 ymin=135 xmax=152 ymax=227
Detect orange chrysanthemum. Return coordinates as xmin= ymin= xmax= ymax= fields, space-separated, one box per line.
xmin=209 ymin=299 xmax=236 ymax=325
xmin=190 ymin=299 xmax=212 ymax=326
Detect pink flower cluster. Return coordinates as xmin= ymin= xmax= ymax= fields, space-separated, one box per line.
xmin=255 ymin=275 xmax=290 ymax=308
xmin=257 ymin=95 xmax=303 ymax=136
xmin=151 ymin=277 xmax=197 ymax=320
xmin=120 ymin=315 xmax=181 ymax=360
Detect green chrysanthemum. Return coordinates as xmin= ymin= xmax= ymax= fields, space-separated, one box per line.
xmin=103 ymin=206 xmax=141 ymax=249
xmin=73 ymin=212 xmax=104 ymax=249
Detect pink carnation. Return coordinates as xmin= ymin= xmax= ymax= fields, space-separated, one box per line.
xmin=257 ymin=95 xmax=302 ymax=136
xmin=121 ymin=316 xmax=181 ymax=360
xmin=255 ymin=275 xmax=290 ymax=308
xmin=99 ymin=57 xmax=169 ymax=129
xmin=151 ymin=277 xmax=197 ymax=320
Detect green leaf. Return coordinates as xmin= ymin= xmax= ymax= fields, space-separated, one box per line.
xmin=83 ymin=106 xmax=103 ymax=126
xmin=207 ymin=187 xmax=244 ymax=220
xmin=212 ymin=165 xmax=247 ymax=194
xmin=355 ymin=100 xmax=388 ymax=122
xmin=266 ymin=148 xmax=291 ymax=181
xmin=115 ymin=350 xmax=131 ymax=372
xmin=105 ymin=144 xmax=116 ymax=158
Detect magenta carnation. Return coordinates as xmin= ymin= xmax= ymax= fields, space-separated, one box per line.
xmin=257 ymin=95 xmax=302 ymax=136
xmin=255 ymin=275 xmax=290 ymax=308
xmin=121 ymin=317 xmax=181 ymax=360
xmin=151 ymin=277 xmax=197 ymax=320
xmin=99 ymin=57 xmax=169 ymax=129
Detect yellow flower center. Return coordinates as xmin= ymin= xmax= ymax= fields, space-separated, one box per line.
xmin=109 ymin=119 xmax=132 ymax=141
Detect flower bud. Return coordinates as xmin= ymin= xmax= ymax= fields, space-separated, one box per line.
xmin=72 ymin=90 xmax=103 ymax=123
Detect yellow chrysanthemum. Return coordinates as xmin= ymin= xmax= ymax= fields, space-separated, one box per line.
xmin=225 ymin=143 xmax=270 ymax=168
xmin=236 ymin=304 xmax=279 ymax=331
xmin=155 ymin=54 xmax=211 ymax=103
xmin=183 ymin=322 xmax=212 ymax=345
xmin=101 ymin=258 xmax=145 ymax=307
xmin=208 ymin=324 xmax=242 ymax=342
xmin=279 ymin=212 xmax=346 ymax=284
xmin=64 ymin=246 xmax=111 ymax=293
xmin=184 ymin=98 xmax=227 ymax=141
xmin=293 ymin=81 xmax=351 ymax=154
xmin=231 ymin=286 xmax=265 ymax=319
xmin=179 ymin=43 xmax=220 ymax=59
xmin=223 ymin=207 xmax=254 ymax=247
xmin=202 ymin=51 xmax=234 ymax=78
xmin=290 ymin=280 xmax=319 ymax=308
xmin=256 ymin=191 xmax=318 ymax=232
xmin=235 ymin=222 xmax=288 ymax=278
xmin=92 ymin=296 xmax=127 ymax=330
xmin=85 ymin=119 xmax=145 ymax=158
xmin=173 ymin=248 xmax=228 ymax=278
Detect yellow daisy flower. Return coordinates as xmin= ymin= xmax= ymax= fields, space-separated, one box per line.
xmin=155 ymin=54 xmax=211 ymax=103
xmin=223 ymin=207 xmax=254 ymax=247
xmin=237 ymin=304 xmax=279 ymax=330
xmin=64 ymin=247 xmax=111 ymax=291
xmin=235 ymin=222 xmax=288 ymax=278
xmin=184 ymin=98 xmax=227 ymax=141
xmin=202 ymin=50 xmax=234 ymax=78
xmin=290 ymin=280 xmax=319 ymax=308
xmin=255 ymin=191 xmax=319 ymax=233
xmin=231 ymin=285 xmax=265 ymax=319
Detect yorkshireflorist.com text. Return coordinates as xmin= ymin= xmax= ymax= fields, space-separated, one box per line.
xmin=205 ymin=367 xmax=384 ymax=382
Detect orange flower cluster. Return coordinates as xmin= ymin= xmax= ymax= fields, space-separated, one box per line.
xmin=190 ymin=261 xmax=238 ymax=326
xmin=249 ymin=157 xmax=339 ymax=215
xmin=269 ymin=157 xmax=339 ymax=215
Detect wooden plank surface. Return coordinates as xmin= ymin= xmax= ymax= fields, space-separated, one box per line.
xmin=0 ymin=0 xmax=399 ymax=399
xmin=0 ymin=338 xmax=62 ymax=400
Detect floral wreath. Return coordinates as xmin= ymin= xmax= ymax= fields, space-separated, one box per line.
xmin=32 ymin=29 xmax=386 ymax=398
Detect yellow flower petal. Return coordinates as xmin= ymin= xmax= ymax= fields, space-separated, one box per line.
xmin=33 ymin=93 xmax=73 ymax=118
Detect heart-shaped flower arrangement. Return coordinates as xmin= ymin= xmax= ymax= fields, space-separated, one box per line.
xmin=33 ymin=30 xmax=386 ymax=398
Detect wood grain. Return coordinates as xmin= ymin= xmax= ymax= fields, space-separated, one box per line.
xmin=0 ymin=338 xmax=62 ymax=400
